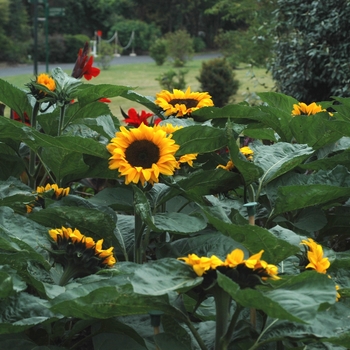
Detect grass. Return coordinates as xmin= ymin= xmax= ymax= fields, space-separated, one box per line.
xmin=1 ymin=57 xmax=274 ymax=119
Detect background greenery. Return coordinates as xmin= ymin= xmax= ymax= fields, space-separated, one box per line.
xmin=2 ymin=60 xmax=274 ymax=118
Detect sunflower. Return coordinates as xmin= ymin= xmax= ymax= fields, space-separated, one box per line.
xmin=300 ymin=238 xmax=330 ymax=274
xmin=155 ymin=87 xmax=214 ymax=117
xmin=36 ymin=183 xmax=70 ymax=199
xmin=178 ymin=249 xmax=280 ymax=287
xmin=178 ymin=253 xmax=224 ymax=277
xmin=292 ymin=102 xmax=326 ymax=116
xmin=49 ymin=226 xmax=116 ymax=285
xmin=37 ymin=73 xmax=56 ymax=92
xmin=107 ymin=123 xmax=180 ymax=186
xmin=216 ymin=146 xmax=253 ymax=171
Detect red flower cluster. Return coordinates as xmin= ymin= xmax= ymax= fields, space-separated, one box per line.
xmin=11 ymin=110 xmax=30 ymax=126
xmin=71 ymin=42 xmax=100 ymax=81
xmin=122 ymin=108 xmax=156 ymax=127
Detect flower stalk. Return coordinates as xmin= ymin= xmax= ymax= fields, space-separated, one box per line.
xmin=211 ymin=285 xmax=232 ymax=350
xmin=28 ymin=101 xmax=41 ymax=189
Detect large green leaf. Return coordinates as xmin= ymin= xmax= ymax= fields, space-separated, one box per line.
xmin=131 ymin=258 xmax=202 ymax=296
xmin=0 ymin=78 xmax=33 ymax=119
xmin=225 ymin=128 xmax=264 ymax=185
xmin=261 ymin=300 xmax=350 ymax=347
xmin=156 ymin=231 xmax=248 ymax=260
xmin=172 ymin=125 xmax=227 ymax=156
xmin=29 ymin=202 xmax=119 ymax=250
xmin=153 ymin=212 xmax=206 ymax=234
xmin=0 ymin=116 xmax=109 ymax=157
xmin=76 ymin=83 xmax=130 ymax=106
xmin=217 ymin=270 xmax=337 ymax=324
xmin=0 ymin=178 xmax=35 ymax=210
xmin=161 ymin=169 xmax=243 ymax=204
xmin=201 ymin=205 xmax=299 ymax=264
xmin=0 ymin=292 xmax=61 ymax=334
xmin=0 ymin=143 xmax=26 ymax=180
xmin=120 ymin=90 xmax=163 ymax=115
xmin=0 ymin=206 xmax=51 ymax=255
xmin=154 ymin=332 xmax=192 ymax=350
xmin=0 ymin=266 xmax=26 ymax=298
xmin=88 ymin=187 xmax=134 ymax=212
xmin=50 ymin=268 xmax=188 ymax=322
xmin=250 ymin=142 xmax=314 ymax=189
xmin=270 ymin=165 xmax=350 ymax=215
xmin=289 ymin=114 xmax=343 ymax=150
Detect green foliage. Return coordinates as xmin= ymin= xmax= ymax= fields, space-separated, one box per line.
xmin=192 ymin=36 xmax=206 ymax=53
xmin=63 ymin=34 xmax=91 ymax=63
xmin=197 ymin=58 xmax=239 ymax=107
xmin=1 ymin=57 xmax=350 ymax=349
xmin=215 ymin=27 xmax=273 ymax=68
xmin=111 ymin=18 xmax=161 ymax=54
xmin=156 ymin=69 xmax=188 ymax=91
xmin=164 ymin=29 xmax=194 ymax=67
xmin=95 ymin=41 xmax=114 ymax=70
xmin=149 ymin=38 xmax=168 ymax=66
xmin=271 ymin=0 xmax=350 ymax=103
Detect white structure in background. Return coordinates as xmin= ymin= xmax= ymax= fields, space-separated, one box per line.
xmin=90 ymin=31 xmax=136 ymax=57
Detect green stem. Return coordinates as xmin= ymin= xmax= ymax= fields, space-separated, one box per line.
xmin=28 ymin=102 xmax=40 ymax=189
xmin=134 ymin=209 xmax=145 ymax=264
xmin=211 ymin=285 xmax=232 ymax=350
xmin=58 ymin=104 xmax=67 ymax=136
xmin=248 ymin=318 xmax=279 ymax=350
xmin=184 ymin=317 xmax=208 ymax=350
xmin=58 ymin=264 xmax=84 ymax=286
xmin=220 ymin=303 xmax=243 ymax=348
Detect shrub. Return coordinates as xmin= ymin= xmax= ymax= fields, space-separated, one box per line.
xmin=156 ymin=69 xmax=188 ymax=91
xmin=271 ymin=0 xmax=350 ymax=103
xmin=197 ymin=58 xmax=239 ymax=107
xmin=111 ymin=19 xmax=161 ymax=54
xmin=149 ymin=38 xmax=168 ymax=66
xmin=95 ymin=41 xmax=114 ymax=70
xmin=192 ymin=36 xmax=206 ymax=53
xmin=164 ymin=30 xmax=194 ymax=67
xmin=64 ymin=34 xmax=91 ymax=62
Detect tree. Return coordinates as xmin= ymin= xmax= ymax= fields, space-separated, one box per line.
xmin=271 ymin=0 xmax=350 ymax=103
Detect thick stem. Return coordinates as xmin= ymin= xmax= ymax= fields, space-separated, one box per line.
xmin=28 ymin=102 xmax=41 ymax=189
xmin=221 ymin=303 xmax=243 ymax=348
xmin=185 ymin=317 xmax=208 ymax=350
xmin=211 ymin=285 xmax=232 ymax=350
xmin=57 ymin=104 xmax=66 ymax=136
xmin=134 ymin=209 xmax=144 ymax=264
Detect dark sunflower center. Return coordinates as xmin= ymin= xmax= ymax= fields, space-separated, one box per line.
xmin=169 ymin=98 xmax=199 ymax=108
xmin=125 ymin=140 xmax=160 ymax=168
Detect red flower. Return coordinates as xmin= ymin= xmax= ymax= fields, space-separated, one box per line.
xmin=122 ymin=108 xmax=153 ymax=127
xmin=71 ymin=42 xmax=100 ymax=81
xmin=99 ymin=98 xmax=111 ymax=103
xmin=11 ymin=110 xmax=30 ymax=126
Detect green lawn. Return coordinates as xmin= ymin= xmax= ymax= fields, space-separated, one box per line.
xmin=2 ymin=58 xmax=274 ymax=118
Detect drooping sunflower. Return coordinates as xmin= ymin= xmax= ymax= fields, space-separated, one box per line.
xmin=155 ymin=87 xmax=214 ymax=117
xmin=107 ymin=123 xmax=180 ymax=186
xmin=179 ymin=248 xmax=279 ymax=288
xmin=292 ymin=102 xmax=326 ymax=116
xmin=300 ymin=238 xmax=330 ymax=274
xmin=37 ymin=183 xmax=70 ymax=199
xmin=49 ymin=226 xmax=116 ymax=285
xmin=216 ymin=146 xmax=254 ymax=171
